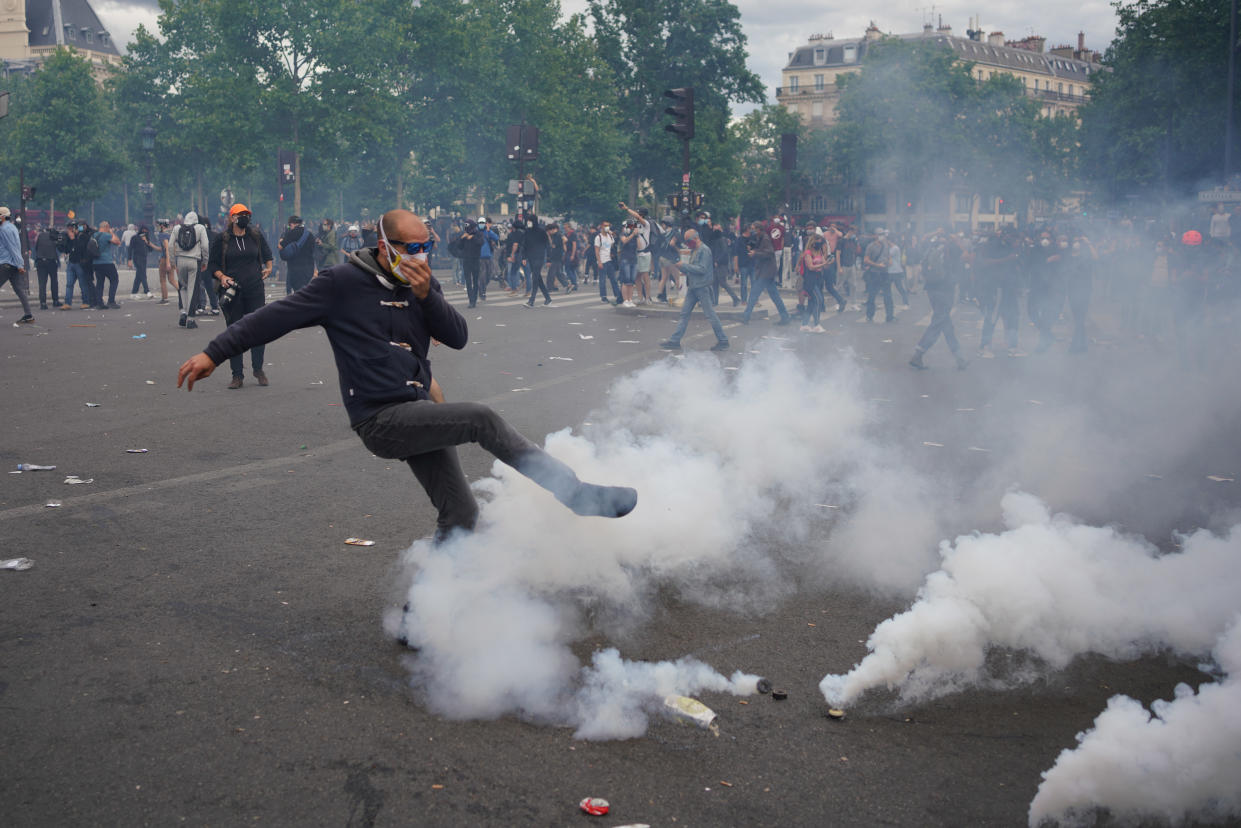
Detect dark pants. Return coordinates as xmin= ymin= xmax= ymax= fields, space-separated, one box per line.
xmin=547 ymin=259 xmax=565 ymax=290
xmin=803 ymin=273 xmax=825 ymax=326
xmin=823 ymin=267 xmax=845 ymax=309
xmin=741 ymin=276 xmax=789 ymax=323
xmin=130 ymin=257 xmax=150 ymax=294
xmin=527 ymin=253 xmax=550 ymax=304
xmin=598 ymin=260 xmax=621 ymax=302
xmin=354 ymin=400 xmax=591 ymax=540
xmin=35 ymin=258 xmax=59 ymax=306
xmin=915 ymin=283 xmax=960 ymax=355
xmin=92 ymin=263 xmax=120 ymax=307
xmin=712 ymin=264 xmax=740 ymax=305
xmin=462 ymin=257 xmax=481 ymax=306
xmin=1066 ymin=274 xmax=1092 ymax=353
xmin=864 ymin=270 xmax=894 ymax=321
xmin=222 ymin=280 xmax=267 ymax=378
xmin=980 ymin=276 xmax=1020 ymax=350
xmin=0 ymin=263 xmax=33 ymax=316
xmin=286 ymin=267 xmax=313 ymax=295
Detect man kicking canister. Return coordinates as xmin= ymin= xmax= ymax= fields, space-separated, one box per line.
xmin=177 ymin=209 xmax=638 ymax=543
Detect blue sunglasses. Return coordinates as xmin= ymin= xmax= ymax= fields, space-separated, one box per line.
xmin=389 ymin=238 xmax=435 ymax=254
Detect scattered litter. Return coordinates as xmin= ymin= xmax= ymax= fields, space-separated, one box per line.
xmin=881 ymin=338 xmax=893 ymax=343
xmin=578 ymin=334 xmax=594 ymax=340
xmin=125 ymin=449 xmax=149 ymax=454
xmin=756 ymin=678 xmax=773 ymax=694
xmin=547 ymin=356 xmax=574 ymax=361
xmin=967 ymin=446 xmax=991 ymax=453
xmin=16 ymin=464 xmax=56 ymax=471
xmin=85 ymin=402 xmax=101 ymax=407
xmin=724 ymin=366 xmax=739 ymax=371
xmin=495 ymin=323 xmax=507 ymax=327
xmin=579 ymin=797 xmax=610 ymax=816
xmin=344 ymin=538 xmax=375 ymax=546
xmin=64 ymin=476 xmax=93 ymax=485
xmin=816 ymin=503 xmax=840 ymax=510
xmin=826 ymin=708 xmax=846 ymax=720
xmin=145 ymin=380 xmax=156 ymax=385
xmin=920 ymin=394 xmax=929 ymax=399
xmin=510 ymin=387 xmax=533 ymax=392
xmin=132 ymin=334 xmax=147 ymax=340
xmin=2 ymin=558 xmax=34 ymax=571
xmin=430 ymin=784 xmax=444 ymax=790
xmin=309 ymin=380 xmax=324 ymax=385
xmin=771 ymin=690 xmax=788 ymax=701
xmin=664 ymin=695 xmax=719 ymax=734
xmin=870 ymin=398 xmax=891 ymax=403
xmin=8 ymin=470 xmax=19 ymax=474
xmin=719 ymin=780 xmax=734 ymax=788
xmin=1207 ymin=475 xmax=1235 ymax=483
xmin=922 ymin=441 xmax=944 ymax=448
xmin=617 ymin=340 xmax=640 ymax=344
xmin=1027 ymin=399 xmax=1043 ymax=405
xmin=45 ymin=501 xmax=61 ymax=508
xmin=955 ymin=408 xmax=976 ymax=412
xmin=567 ymin=321 xmax=584 ymax=325
xmin=68 ymin=324 xmax=96 ymax=327
xmin=1145 ymin=474 xmax=1163 ymax=480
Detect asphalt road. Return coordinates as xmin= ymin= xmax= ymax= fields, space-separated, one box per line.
xmin=2 ymin=268 xmax=1237 ymax=827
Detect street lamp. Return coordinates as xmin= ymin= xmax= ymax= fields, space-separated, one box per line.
xmin=140 ymin=123 xmax=156 ymax=230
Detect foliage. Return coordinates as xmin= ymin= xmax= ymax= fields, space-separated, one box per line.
xmin=1079 ymin=0 xmax=1234 ymax=198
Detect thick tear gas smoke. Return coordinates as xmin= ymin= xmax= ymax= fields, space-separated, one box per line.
xmin=818 ymin=492 xmax=1241 ymax=826
xmin=385 ymin=351 xmax=948 ymax=739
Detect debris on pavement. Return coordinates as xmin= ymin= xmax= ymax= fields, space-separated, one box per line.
xmin=579 ymin=797 xmax=610 ymax=816
xmin=85 ymin=402 xmax=101 ymax=407
xmin=64 ymin=476 xmax=93 ymax=485
xmin=132 ymin=334 xmax=147 ymax=340
xmin=125 ymin=449 xmax=149 ymax=454
xmin=45 ymin=501 xmax=62 ymax=508
xmin=663 ymin=695 xmax=719 ymax=734
xmin=826 ymin=708 xmax=846 ymax=720
xmin=922 ymin=441 xmax=945 ymax=448
xmin=578 ymin=334 xmax=594 ymax=340
xmin=756 ymin=677 xmax=773 ymax=694
xmin=1207 ymin=475 xmax=1235 ymax=483
xmin=771 ymin=690 xmax=788 ymax=701
xmin=344 ymin=538 xmax=375 ymax=546
xmin=16 ymin=464 xmax=56 ymax=471
xmin=2 ymin=558 xmax=34 ymax=571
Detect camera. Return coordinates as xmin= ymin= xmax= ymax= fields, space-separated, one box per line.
xmin=745 ymin=237 xmax=759 ymax=251
xmin=219 ymin=282 xmax=239 ymax=307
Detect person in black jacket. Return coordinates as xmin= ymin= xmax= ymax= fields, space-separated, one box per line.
xmin=177 ymin=208 xmax=637 ymax=547
xmin=278 ymin=215 xmax=316 ymax=295
xmin=208 ymin=203 xmax=273 ymax=388
xmin=64 ymin=222 xmax=96 ymax=309
xmin=455 ymin=219 xmax=484 ymax=307
xmin=33 ymin=225 xmax=61 ymax=308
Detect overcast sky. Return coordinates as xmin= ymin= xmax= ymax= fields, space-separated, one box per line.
xmin=95 ymin=0 xmax=1120 ymax=105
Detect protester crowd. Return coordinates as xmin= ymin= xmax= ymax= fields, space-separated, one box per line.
xmin=5 ymin=199 xmax=1233 ymax=369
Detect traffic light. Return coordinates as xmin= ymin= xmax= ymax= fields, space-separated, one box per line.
xmin=20 ymin=185 xmax=35 ymax=201
xmin=663 ymin=87 xmax=694 ymax=141
xmin=691 ymin=192 xmax=704 ymax=210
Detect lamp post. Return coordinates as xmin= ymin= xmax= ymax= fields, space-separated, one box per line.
xmin=140 ymin=123 xmax=156 ymax=230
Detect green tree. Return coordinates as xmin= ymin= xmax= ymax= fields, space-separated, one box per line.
xmin=1 ymin=49 xmax=128 ymax=210
xmin=588 ymin=0 xmax=766 ymax=204
xmin=1080 ymin=0 xmax=1234 ymax=198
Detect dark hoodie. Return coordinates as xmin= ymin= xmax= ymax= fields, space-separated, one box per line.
xmin=203 ymin=248 xmax=468 ymax=426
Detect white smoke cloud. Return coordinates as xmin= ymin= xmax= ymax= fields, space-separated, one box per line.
xmin=387 ymin=350 xmax=947 ymax=739
xmin=1029 ymin=618 xmax=1241 ymax=827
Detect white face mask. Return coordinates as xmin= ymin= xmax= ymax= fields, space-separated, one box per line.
xmin=379 ymin=223 xmax=427 ymax=285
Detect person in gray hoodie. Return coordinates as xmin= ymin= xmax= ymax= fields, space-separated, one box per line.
xmin=172 ymin=211 xmax=209 ymax=329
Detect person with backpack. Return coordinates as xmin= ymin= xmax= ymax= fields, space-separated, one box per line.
xmin=278 ymin=215 xmax=315 ymax=294
xmin=909 ymin=230 xmax=968 ymax=370
xmin=208 ymin=204 xmax=273 ymax=388
xmin=63 ymin=222 xmax=95 ymax=309
xmin=173 ymin=211 xmax=209 ymax=328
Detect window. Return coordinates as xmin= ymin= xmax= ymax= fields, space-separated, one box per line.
xmin=954 ymin=194 xmax=973 ymax=213
xmin=1058 ymin=82 xmax=1063 ymax=93
xmin=811 ymin=101 xmax=823 ymax=118
xmin=814 ymin=74 xmax=824 ymax=91
xmin=1068 ymin=84 xmax=1074 ymax=96
xmin=787 ymin=103 xmax=799 ymax=114
xmin=64 ymin=25 xmax=75 ymax=41
xmin=865 ymin=191 xmax=886 ymax=214
xmin=810 ymin=196 xmax=825 ymax=211
xmin=790 ymin=76 xmax=799 ymax=92
xmin=814 ymin=48 xmax=825 ymax=64
xmin=83 ymin=28 xmax=93 ymax=43
xmin=843 ymin=44 xmax=857 ymax=64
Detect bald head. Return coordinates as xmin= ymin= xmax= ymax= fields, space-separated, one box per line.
xmin=683 ymin=228 xmax=698 ymax=243
xmin=379 ymin=209 xmax=428 ymax=245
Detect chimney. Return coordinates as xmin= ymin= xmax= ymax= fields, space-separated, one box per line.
xmin=865 ymin=21 xmax=882 ymax=41
xmin=923 ymin=22 xmax=934 ymax=34
xmin=1077 ymin=31 xmax=1085 ymax=52
xmin=936 ymin=16 xmax=952 ymax=35
xmin=988 ymin=31 xmax=1005 ymax=47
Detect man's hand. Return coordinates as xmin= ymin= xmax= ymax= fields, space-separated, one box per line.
xmin=177 ymin=352 xmax=217 ymax=391
xmin=429 ymin=377 xmax=445 ymax=403
xmin=395 ymin=255 xmax=432 ymax=299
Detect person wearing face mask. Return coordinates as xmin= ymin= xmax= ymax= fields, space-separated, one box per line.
xmin=341 ymin=224 xmax=364 ymax=256
xmin=660 ymin=228 xmax=729 ymax=351
xmin=594 ymin=219 xmax=622 ymax=305
xmin=316 ymin=218 xmax=340 ymax=269
xmin=177 ymin=208 xmax=637 ymax=558
xmin=1065 ymin=232 xmax=1097 ymax=354
xmin=208 ymin=204 xmax=274 ymax=387
xmin=909 ymin=230 xmax=969 ymax=370
xmin=1033 ymin=231 xmax=1070 ymax=354
xmin=0 ymin=206 xmax=34 ymax=322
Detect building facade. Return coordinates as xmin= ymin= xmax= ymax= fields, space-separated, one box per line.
xmin=0 ymin=0 xmax=121 ymax=78
xmin=777 ymin=20 xmax=1100 ymax=231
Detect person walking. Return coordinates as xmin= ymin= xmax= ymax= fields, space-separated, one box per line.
xmin=455 ymin=219 xmax=484 ymax=308
xmin=862 ymin=229 xmax=895 ymax=323
xmin=90 ymin=221 xmax=123 ymax=309
xmin=208 ymin=204 xmax=273 ymax=387
xmin=909 ymin=231 xmax=969 ymax=370
xmin=63 ymin=222 xmax=95 ymax=309
xmin=522 ymin=214 xmax=552 ymax=308
xmin=594 ymin=220 xmax=622 ymax=305
xmin=798 ymin=234 xmax=837 ymax=332
xmin=660 ymin=228 xmax=729 ymax=351
xmin=33 ymin=224 xmax=61 ymax=309
xmin=155 ymin=219 xmax=175 ymax=304
xmin=739 ymin=221 xmax=791 ymax=326
xmin=0 ymin=206 xmax=33 ymax=323
xmin=278 ymin=215 xmax=316 ymax=295
xmin=176 ymin=208 xmax=637 ymax=548
xmin=129 ymin=225 xmax=157 ymax=300
xmin=173 ymin=212 xmax=210 ymax=329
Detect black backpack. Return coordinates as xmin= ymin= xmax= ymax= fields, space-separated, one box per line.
xmin=177 ymin=224 xmax=197 ymax=252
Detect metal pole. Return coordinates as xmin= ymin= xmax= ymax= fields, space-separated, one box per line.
xmin=19 ymin=165 xmax=28 ymax=267
xmin=1228 ymin=0 xmax=1238 ymax=179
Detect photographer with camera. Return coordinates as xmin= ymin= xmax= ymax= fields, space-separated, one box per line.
xmin=739 ymin=221 xmax=791 ymax=326
xmin=208 ymin=204 xmax=273 ymax=388
xmin=34 ymin=224 xmax=61 ymax=309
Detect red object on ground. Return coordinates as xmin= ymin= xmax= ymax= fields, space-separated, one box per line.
xmin=579 ymin=797 xmax=610 ymax=816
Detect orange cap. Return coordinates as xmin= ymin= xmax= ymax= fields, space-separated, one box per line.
xmin=229 ymin=203 xmax=250 ymax=216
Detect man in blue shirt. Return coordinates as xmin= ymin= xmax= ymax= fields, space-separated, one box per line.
xmin=660 ymin=228 xmax=729 ymax=351
xmin=91 ymin=220 xmax=123 ymax=309
xmin=0 ymin=206 xmax=33 ymax=322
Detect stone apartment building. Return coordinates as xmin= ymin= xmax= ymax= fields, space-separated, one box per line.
xmin=0 ymin=0 xmax=122 ymax=78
